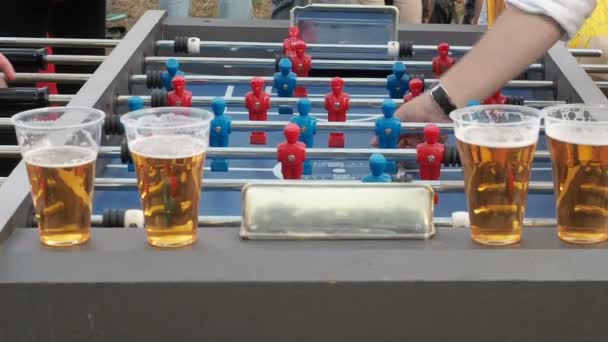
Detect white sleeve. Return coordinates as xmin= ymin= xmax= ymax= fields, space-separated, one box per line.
xmin=506 ymin=0 xmax=597 ymax=38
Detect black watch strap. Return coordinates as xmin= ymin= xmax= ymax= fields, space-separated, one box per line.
xmin=429 ymin=83 xmax=457 ymax=116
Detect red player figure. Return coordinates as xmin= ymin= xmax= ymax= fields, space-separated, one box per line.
xmin=404 ymin=78 xmax=424 ymax=103
xmin=277 ymin=123 xmax=306 ymax=180
xmin=283 ymin=26 xmax=302 ymax=57
xmin=167 ymin=75 xmax=192 ymax=107
xmin=245 ymin=77 xmax=271 ymax=145
xmin=290 ymin=40 xmax=312 ymax=97
xmin=483 ymin=90 xmax=508 ymax=104
xmin=432 ymin=43 xmax=455 ymax=77
xmin=324 ymin=77 xmax=350 ymax=148
xmin=417 ymin=124 xmax=444 ymax=204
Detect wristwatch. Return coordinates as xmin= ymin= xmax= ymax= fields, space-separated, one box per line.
xmin=429 ymin=82 xmax=457 ymax=117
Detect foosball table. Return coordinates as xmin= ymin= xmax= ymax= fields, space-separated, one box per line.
xmin=0 ymin=7 xmax=608 ymax=341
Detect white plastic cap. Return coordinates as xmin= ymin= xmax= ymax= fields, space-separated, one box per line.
xmin=187 ymin=37 xmax=201 ymax=54
xmin=451 ymin=211 xmax=470 ymax=228
xmin=387 ymin=41 xmax=399 ymax=59
xmin=124 ymin=209 xmax=145 ymax=228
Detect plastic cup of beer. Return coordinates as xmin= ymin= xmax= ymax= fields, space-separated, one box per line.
xmin=450 ymin=105 xmax=542 ymax=245
xmin=12 ymin=107 xmax=105 ymax=247
xmin=543 ymin=104 xmax=608 ymax=244
xmin=120 ymin=107 xmax=212 ymax=248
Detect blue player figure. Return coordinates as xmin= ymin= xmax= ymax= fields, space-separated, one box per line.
xmin=128 ymin=96 xmax=144 ymax=111
xmin=161 ymin=58 xmax=185 ymax=91
xmin=290 ymin=98 xmax=317 ymax=175
xmin=273 ymin=57 xmax=298 ymax=115
xmin=126 ymin=96 xmax=144 ymax=172
xmin=209 ymin=97 xmax=232 ymax=172
xmin=386 ymin=61 xmax=410 ymax=99
xmin=375 ymin=99 xmax=401 ymax=174
xmin=362 ymin=153 xmax=392 ymax=183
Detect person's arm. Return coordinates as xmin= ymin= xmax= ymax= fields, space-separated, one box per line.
xmin=396 ymin=2 xmax=593 ymax=123
xmin=0 ymin=53 xmax=16 ymax=88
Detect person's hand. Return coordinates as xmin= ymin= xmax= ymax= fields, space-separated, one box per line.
xmin=371 ymin=93 xmax=451 ymax=148
xmin=0 ymin=53 xmax=16 ymax=88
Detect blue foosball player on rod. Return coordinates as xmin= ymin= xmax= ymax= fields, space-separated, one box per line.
xmin=386 ymin=61 xmax=410 ymax=99
xmin=375 ymin=99 xmax=401 ymax=174
xmin=290 ymin=98 xmax=317 ymax=175
xmin=274 ymin=57 xmax=298 ymax=114
xmin=362 ymin=153 xmax=392 ymax=183
xmin=161 ymin=58 xmax=185 ymax=91
xmin=209 ymin=97 xmax=232 ymax=172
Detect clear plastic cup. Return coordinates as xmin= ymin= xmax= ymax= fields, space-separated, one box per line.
xmin=450 ymin=105 xmax=542 ymax=245
xmin=542 ymin=104 xmax=608 ymax=244
xmin=12 ymin=107 xmax=105 ymax=246
xmin=120 ymin=107 xmax=213 ymax=248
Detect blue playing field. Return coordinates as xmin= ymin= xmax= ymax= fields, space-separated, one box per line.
xmin=96 ymin=82 xmax=556 ymax=219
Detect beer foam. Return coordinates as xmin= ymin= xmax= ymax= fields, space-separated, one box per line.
xmin=455 ymin=126 xmax=538 ymax=148
xmin=545 ymin=123 xmax=608 ymax=146
xmin=24 ymin=146 xmax=97 ymax=168
xmin=129 ymin=135 xmax=206 ymax=159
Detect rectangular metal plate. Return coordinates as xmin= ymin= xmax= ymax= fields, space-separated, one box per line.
xmin=290 ymin=4 xmax=398 ymax=60
xmin=241 ymin=182 xmax=435 ymax=240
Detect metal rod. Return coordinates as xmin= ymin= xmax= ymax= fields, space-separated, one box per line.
xmin=92 ymin=178 xmax=554 ymax=193
xmin=597 ymin=81 xmax=608 ymax=89
xmin=582 ymin=64 xmax=608 ymax=74
xmin=0 ymin=145 xmax=552 ymax=161
xmin=45 ymin=54 xmax=106 ymax=65
xmin=113 ymin=95 xmax=564 ymax=108
xmin=129 ymin=74 xmax=555 ymax=89
xmin=0 ymin=117 xmax=555 ymax=135
xmin=0 ymin=37 xmax=120 ymax=48
xmin=1 ymin=72 xmax=90 ymax=84
xmin=144 ymin=56 xmax=544 ymax=72
xmin=155 ymin=39 xmax=602 ymax=58
xmin=86 ymin=212 xmax=555 ymax=228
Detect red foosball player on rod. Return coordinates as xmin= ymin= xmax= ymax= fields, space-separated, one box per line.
xmin=167 ymin=75 xmax=192 ymax=107
xmin=432 ymin=43 xmax=455 ymax=78
xmin=324 ymin=77 xmax=350 ymax=148
xmin=277 ymin=123 xmax=307 ymax=180
xmin=483 ymin=90 xmax=509 ymax=104
xmin=417 ymin=124 xmax=444 ymax=204
xmin=290 ymin=40 xmax=312 ymax=97
xmin=283 ymin=26 xmax=302 ymax=57
xmin=245 ymin=77 xmax=271 ymax=145
xmin=404 ymin=78 xmax=424 ymax=103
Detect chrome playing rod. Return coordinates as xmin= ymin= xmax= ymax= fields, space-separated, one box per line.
xmin=0 ymin=145 xmax=552 ymax=161
xmin=0 ymin=37 xmax=599 ymax=58
xmin=154 ymin=39 xmax=602 ymax=58
xmin=2 ymin=72 xmax=91 ymax=84
xmin=129 ymin=74 xmax=555 ymax=89
xmin=144 ymin=56 xmax=545 ymax=72
xmin=113 ymin=95 xmax=565 ymax=108
xmin=0 ymin=37 xmax=120 ymax=48
xmin=44 ymin=54 xmax=106 ymax=65
xmin=93 ymin=178 xmax=554 ymax=193
xmin=87 ymin=212 xmax=554 ymax=228
xmin=582 ymin=64 xmax=608 ymax=74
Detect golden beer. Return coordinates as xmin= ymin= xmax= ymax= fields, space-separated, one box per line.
xmin=546 ymin=126 xmax=608 ymax=244
xmin=130 ymin=135 xmax=205 ymax=248
xmin=24 ymin=146 xmax=96 ymax=246
xmin=457 ymin=134 xmax=536 ymax=245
